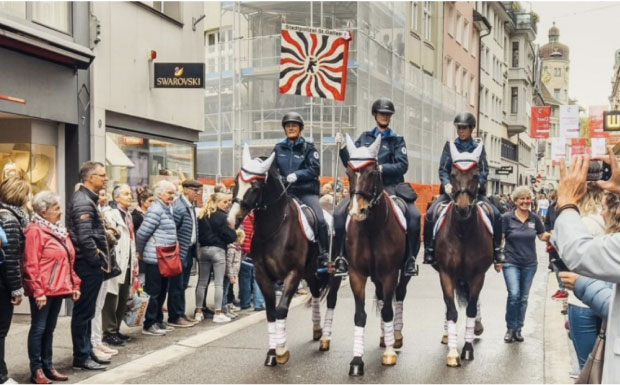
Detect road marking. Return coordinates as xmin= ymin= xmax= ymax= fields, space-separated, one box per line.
xmin=78 ymin=295 xmax=308 ymax=384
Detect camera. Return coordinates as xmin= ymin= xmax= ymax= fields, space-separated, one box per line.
xmin=550 ymin=256 xmax=570 ymax=273
xmin=586 ymin=161 xmax=612 ymax=182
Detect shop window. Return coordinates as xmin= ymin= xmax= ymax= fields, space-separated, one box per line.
xmin=0 ymin=143 xmax=57 ymax=195
xmin=32 ymin=2 xmax=72 ymax=34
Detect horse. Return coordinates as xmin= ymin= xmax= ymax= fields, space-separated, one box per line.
xmin=227 ymin=145 xmax=342 ymax=367
xmin=341 ymin=134 xmax=412 ymax=376
xmin=432 ymin=142 xmax=494 ymax=367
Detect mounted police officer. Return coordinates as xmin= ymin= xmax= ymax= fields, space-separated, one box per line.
xmin=333 ymin=98 xmax=421 ymax=277
xmin=273 ymin=112 xmax=330 ymax=272
xmin=423 ymin=112 xmax=505 ymax=265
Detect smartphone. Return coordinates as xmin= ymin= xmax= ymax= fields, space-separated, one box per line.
xmin=586 ymin=161 xmax=612 ymax=182
xmin=550 ymin=256 xmax=570 ymax=273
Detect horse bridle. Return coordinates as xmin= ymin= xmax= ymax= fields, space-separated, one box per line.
xmin=348 ymin=157 xmax=382 ymax=210
xmin=448 ymin=160 xmax=479 ymax=207
xmin=234 ymin=167 xmax=293 ymax=212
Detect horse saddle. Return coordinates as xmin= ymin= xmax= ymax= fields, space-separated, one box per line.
xmin=292 ymin=199 xmax=333 ymax=242
xmin=432 ymin=201 xmax=494 ymax=238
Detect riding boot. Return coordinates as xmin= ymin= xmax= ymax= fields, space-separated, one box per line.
xmin=423 ymin=217 xmax=436 ymax=265
xmin=332 ymin=229 xmax=349 ymax=276
xmin=404 ymin=229 xmax=419 ymax=277
xmin=316 ymin=224 xmax=330 ymax=273
xmin=492 ymin=215 xmax=506 ymax=264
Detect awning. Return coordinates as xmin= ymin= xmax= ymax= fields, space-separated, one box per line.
xmin=106 ymin=136 xmax=135 ymax=168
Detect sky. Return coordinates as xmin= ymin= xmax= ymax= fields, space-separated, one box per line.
xmin=531 ymin=1 xmax=620 ymax=109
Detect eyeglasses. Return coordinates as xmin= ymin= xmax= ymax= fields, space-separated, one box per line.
xmin=89 ymin=173 xmax=107 ymax=178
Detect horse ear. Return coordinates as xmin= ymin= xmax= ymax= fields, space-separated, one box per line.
xmin=472 ymin=142 xmax=484 ymax=161
xmin=345 ymin=134 xmax=357 ymax=154
xmin=368 ymin=135 xmax=382 ymax=158
xmin=242 ymin=143 xmax=252 ymax=167
xmin=261 ymin=152 xmax=276 ymax=172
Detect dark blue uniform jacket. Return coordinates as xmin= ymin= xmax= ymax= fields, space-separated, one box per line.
xmin=438 ymin=138 xmax=489 ymax=189
xmin=274 ymin=137 xmax=321 ymax=196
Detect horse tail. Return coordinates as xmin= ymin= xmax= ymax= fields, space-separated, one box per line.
xmin=456 ymin=279 xmax=470 ymax=308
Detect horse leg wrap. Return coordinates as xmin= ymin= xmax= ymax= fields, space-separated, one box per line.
xmin=447 ymin=320 xmax=458 ymax=350
xmin=378 ymin=300 xmax=385 ymax=336
xmin=312 ymin=297 xmax=321 ymax=329
xmin=276 ymin=319 xmax=287 ymax=348
xmin=394 ymin=301 xmax=404 ymax=332
xmin=353 ymin=326 xmax=365 ymax=357
xmin=322 ymin=308 xmax=334 ymax=338
xmin=476 ymin=302 xmax=482 ymax=322
xmin=268 ymin=322 xmax=277 ymax=350
xmin=465 ymin=317 xmax=476 ymax=343
xmin=383 ymin=321 xmax=395 ymax=347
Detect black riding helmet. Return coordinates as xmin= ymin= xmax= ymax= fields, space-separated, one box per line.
xmin=371 ymin=98 xmax=395 ymax=115
xmin=282 ymin=112 xmax=304 ymax=130
xmin=453 ymin=112 xmax=476 ymax=128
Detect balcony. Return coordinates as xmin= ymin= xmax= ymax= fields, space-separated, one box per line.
xmin=505 ymin=111 xmax=529 ymax=135
xmin=508 ymin=67 xmax=532 ymax=83
xmin=511 ymin=13 xmax=537 ymax=36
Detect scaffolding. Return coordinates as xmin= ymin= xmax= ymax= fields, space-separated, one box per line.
xmin=198 ymin=1 xmax=467 ymax=185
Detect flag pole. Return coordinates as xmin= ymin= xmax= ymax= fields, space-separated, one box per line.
xmin=328 ymin=102 xmax=344 ymax=267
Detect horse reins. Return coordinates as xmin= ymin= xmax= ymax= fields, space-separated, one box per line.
xmin=348 ymin=157 xmax=383 ymax=211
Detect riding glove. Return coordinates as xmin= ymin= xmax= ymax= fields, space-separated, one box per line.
xmin=286 ymin=173 xmax=298 ymax=183
xmin=444 ymin=184 xmax=453 ymax=195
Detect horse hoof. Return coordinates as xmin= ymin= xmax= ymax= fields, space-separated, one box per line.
xmin=441 ymin=334 xmax=448 ymax=345
xmin=264 ymin=350 xmax=277 ymax=367
xmin=380 ymin=336 xmax=385 ymax=348
xmin=394 ymin=337 xmax=403 ymax=349
xmin=382 ymin=354 xmax=397 ymax=366
xmin=474 ymin=321 xmax=484 ymax=336
xmin=461 ymin=349 xmax=474 ymax=361
xmin=349 ymin=358 xmax=364 ymax=376
xmin=319 ymin=339 xmax=331 ymax=351
xmin=276 ymin=350 xmax=290 ymax=365
xmin=313 ymin=328 xmax=322 ymax=341
xmin=446 ymin=356 xmax=461 ymax=367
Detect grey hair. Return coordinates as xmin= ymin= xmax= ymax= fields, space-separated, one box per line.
xmin=79 ymin=161 xmax=105 ymax=183
xmin=32 ymin=191 xmax=60 ymax=215
xmin=512 ymin=186 xmax=533 ymax=202
xmin=113 ymin=184 xmax=131 ymax=200
xmin=154 ymin=180 xmax=177 ymax=197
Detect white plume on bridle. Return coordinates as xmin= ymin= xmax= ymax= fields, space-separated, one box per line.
xmin=239 ymin=143 xmax=276 ymax=181
xmin=449 ymin=139 xmax=484 ymax=171
xmin=345 ymin=134 xmax=382 ymax=170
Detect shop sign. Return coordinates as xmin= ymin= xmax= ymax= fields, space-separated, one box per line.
xmin=604 ymin=111 xmax=620 ymax=131
xmin=122 ymin=136 xmax=144 ymax=146
xmin=154 ymin=63 xmax=204 ymax=88
xmin=495 ymin=166 xmax=513 ymax=175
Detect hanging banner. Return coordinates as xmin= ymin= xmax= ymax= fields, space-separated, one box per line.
xmin=530 ymin=106 xmax=551 ymax=139
xmin=570 ymin=138 xmax=587 ymax=156
xmin=589 ymin=105 xmax=607 ymax=138
xmin=560 ymin=105 xmax=580 ymax=139
xmin=279 ymin=24 xmax=352 ymax=101
xmin=591 ymin=137 xmax=607 ymax=156
xmin=551 ymin=137 xmax=566 ymax=166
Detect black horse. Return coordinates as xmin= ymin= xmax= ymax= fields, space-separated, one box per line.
xmin=228 ymin=145 xmax=341 ymax=366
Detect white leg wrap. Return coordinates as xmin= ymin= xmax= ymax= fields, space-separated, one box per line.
xmin=476 ymin=302 xmax=482 ymax=322
xmin=322 ymin=308 xmax=334 ymax=338
xmin=353 ymin=326 xmax=365 ymax=357
xmin=268 ymin=322 xmax=277 ymax=349
xmin=383 ymin=321 xmax=395 ymax=347
xmin=378 ymin=300 xmax=385 ymax=336
xmin=444 ymin=319 xmax=448 ymax=333
xmin=275 ymin=319 xmax=287 ymax=348
xmin=465 ymin=317 xmax=476 ymax=343
xmin=447 ymin=320 xmax=458 ymax=350
xmin=311 ymin=297 xmax=321 ymax=328
xmin=394 ymin=301 xmax=404 ymax=332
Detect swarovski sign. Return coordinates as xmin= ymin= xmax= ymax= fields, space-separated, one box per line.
xmin=154 ymin=63 xmax=204 ymax=88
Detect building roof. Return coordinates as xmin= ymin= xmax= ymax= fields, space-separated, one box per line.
xmin=541 ymin=83 xmax=561 ymax=106
xmin=540 ymin=22 xmax=569 ymax=60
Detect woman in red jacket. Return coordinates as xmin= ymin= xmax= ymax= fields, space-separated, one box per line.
xmin=23 ymin=191 xmax=81 ymax=384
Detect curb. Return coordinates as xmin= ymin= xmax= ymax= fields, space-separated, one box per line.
xmin=543 ymin=271 xmax=574 ymax=384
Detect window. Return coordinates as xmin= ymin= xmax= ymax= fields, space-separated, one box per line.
xmin=142 ymin=1 xmax=182 ymax=22
xmin=446 ymin=58 xmax=454 ymax=89
xmin=512 ymin=41 xmax=519 ymax=68
xmin=456 ymin=13 xmax=463 ymax=44
xmin=455 ymin=64 xmax=461 ymax=94
xmin=423 ymin=2 xmax=432 ymax=40
xmin=480 ymin=44 xmax=486 ymax=70
xmin=554 ymin=88 xmax=561 ymax=99
xmin=411 ymin=2 xmax=418 ymax=31
xmin=470 ymin=75 xmax=476 ymax=106
xmin=463 ymin=69 xmax=469 ymax=100
xmin=1 ymin=2 xmax=72 ymax=34
xmin=511 ymin=87 xmax=518 ymax=113
xmin=0 ymin=2 xmax=26 ymax=18
xmin=471 ymin=34 xmax=477 ymax=57
xmin=447 ymin=5 xmax=455 ymax=36
xmin=463 ymin=20 xmax=470 ymax=51
xmin=554 ymin=68 xmax=562 ymax=77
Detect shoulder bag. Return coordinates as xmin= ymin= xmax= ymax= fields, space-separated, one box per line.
xmin=576 ymin=320 xmax=606 ymax=384
xmin=152 ymin=232 xmax=182 ymax=278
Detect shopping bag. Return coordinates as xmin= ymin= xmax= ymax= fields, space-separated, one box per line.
xmin=123 ymin=290 xmax=150 ymax=327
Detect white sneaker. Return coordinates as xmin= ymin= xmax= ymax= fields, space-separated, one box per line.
xmin=224 ymin=310 xmax=238 ymax=319
xmin=92 ymin=345 xmax=112 ymax=361
xmin=194 ymin=311 xmax=204 ymax=322
xmin=4 ymin=378 xmax=18 ymax=384
xmin=100 ymin=344 xmax=119 ymax=356
xmin=213 ymin=313 xmax=232 ymax=323
xmin=227 ymin=304 xmax=241 ymax=312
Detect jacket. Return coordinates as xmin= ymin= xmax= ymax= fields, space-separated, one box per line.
xmin=552 ymin=209 xmax=620 ymax=383
xmin=438 ymin=139 xmax=489 ymax=191
xmin=339 ymin=128 xmax=408 ymax=187
xmin=173 ymin=196 xmax=198 ymax=262
xmin=22 ymin=222 xmax=81 ymax=298
xmin=544 ymin=200 xmax=558 ymax=232
xmin=104 ymin=207 xmax=136 ymax=295
xmin=201 ymin=210 xmax=237 ymax=250
xmin=240 ymin=213 xmax=254 ymax=255
xmin=66 ymin=185 xmax=108 ymax=269
xmin=0 ymin=205 xmax=25 ymax=294
xmin=226 ymin=243 xmax=242 ymax=280
xmin=574 ymin=277 xmax=613 ymax=319
xmin=274 ymin=137 xmax=320 ymax=196
xmin=136 ymin=199 xmax=177 ymax=265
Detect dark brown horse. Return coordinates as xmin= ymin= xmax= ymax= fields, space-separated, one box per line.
xmin=433 ymin=142 xmax=494 ymax=367
xmin=342 ymin=134 xmax=411 ymax=376
xmin=227 ymin=145 xmax=342 ymax=367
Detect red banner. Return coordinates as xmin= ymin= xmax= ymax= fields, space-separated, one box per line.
xmin=570 ymin=138 xmax=588 ymax=156
xmin=530 ymin=106 xmax=551 ymax=138
xmin=589 ymin=105 xmax=607 ymax=138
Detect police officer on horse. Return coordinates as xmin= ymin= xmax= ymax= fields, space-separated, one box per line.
xmin=273 ymin=112 xmax=330 ymax=272
xmin=333 ymin=97 xmax=421 ymax=277
xmin=423 ymin=112 xmax=506 ymax=265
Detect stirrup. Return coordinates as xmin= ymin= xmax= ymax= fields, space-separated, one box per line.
xmin=493 ymin=248 xmax=506 ymax=264
xmin=333 ymin=256 xmax=349 ymax=277
xmin=423 ymin=247 xmax=435 ymax=265
xmin=404 ymin=258 xmax=419 ymax=277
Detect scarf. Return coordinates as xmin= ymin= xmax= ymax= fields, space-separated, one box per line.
xmin=118 ymin=206 xmax=135 ymax=240
xmin=2 ymin=203 xmax=31 ymax=228
xmin=33 ymin=213 xmax=68 ymax=239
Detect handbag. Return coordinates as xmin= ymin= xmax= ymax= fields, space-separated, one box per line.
xmin=153 ymin=230 xmax=182 ymax=277
xmin=124 ymin=287 xmax=150 ymax=327
xmin=576 ymin=321 xmax=606 ymax=384
xmin=103 ymin=247 xmax=122 ymax=281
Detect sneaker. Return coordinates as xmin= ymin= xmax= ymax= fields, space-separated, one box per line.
xmin=183 ymin=316 xmax=200 ymax=325
xmin=92 ymin=346 xmax=112 ymax=361
xmin=227 ymin=304 xmax=241 ymax=312
xmin=194 ymin=311 xmax=204 ymax=322
xmin=142 ymin=325 xmax=166 ymax=336
xmin=213 ymin=313 xmax=232 ymax=323
xmin=550 ymin=289 xmax=563 ymax=299
xmin=99 ymin=344 xmax=119 ymax=356
xmin=157 ymin=322 xmax=174 ymax=331
xmin=224 ymin=310 xmax=239 ymax=319
xmin=4 ymin=378 xmax=18 ymax=384
xmin=552 ymin=290 xmax=568 ymax=300
xmin=168 ymin=318 xmax=195 ymax=328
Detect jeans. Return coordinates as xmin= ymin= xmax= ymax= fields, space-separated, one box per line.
xmin=502 ymin=263 xmax=537 ymax=331
xmin=168 ymin=252 xmax=194 ymax=322
xmin=222 ymin=277 xmax=236 ymax=308
xmin=239 ymin=259 xmax=264 ymax=310
xmin=196 ymin=246 xmax=226 ymax=311
xmin=568 ymin=304 xmax=603 ymax=370
xmin=102 ymin=271 xmax=131 ymax=335
xmin=0 ymin=283 xmax=14 ymax=383
xmin=144 ymin=263 xmax=168 ymax=329
xmin=71 ymin=262 xmax=104 ymax=363
xmin=28 ymin=296 xmax=63 ymax=373
xmin=91 ymin=279 xmax=108 ymax=348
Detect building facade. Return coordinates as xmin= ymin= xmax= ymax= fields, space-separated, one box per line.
xmin=610 ymin=49 xmax=620 ymax=110
xmin=406 ymin=2 xmax=444 ymax=79
xmin=90 ymin=2 xmax=205 ymax=191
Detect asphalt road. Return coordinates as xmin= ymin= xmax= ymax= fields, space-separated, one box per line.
xmin=130 ymin=246 xmax=549 ymax=384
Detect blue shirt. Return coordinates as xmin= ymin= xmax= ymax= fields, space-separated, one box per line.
xmin=455 ymin=137 xmax=476 ymax=152
xmin=502 ymin=210 xmax=545 ymax=265
xmin=371 ymin=127 xmax=396 ymax=139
